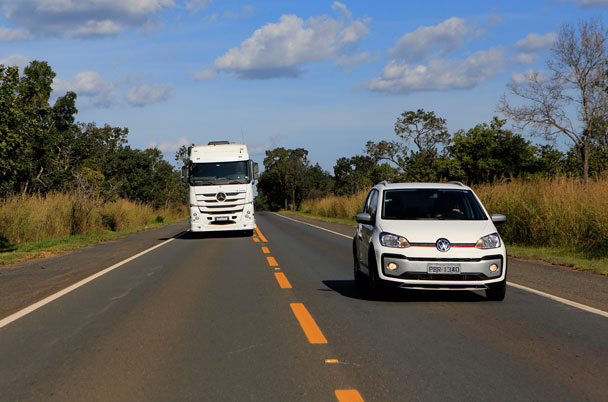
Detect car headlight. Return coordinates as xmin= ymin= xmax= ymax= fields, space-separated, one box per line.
xmin=379 ymin=232 xmax=410 ymax=248
xmin=476 ymin=233 xmax=501 ymax=249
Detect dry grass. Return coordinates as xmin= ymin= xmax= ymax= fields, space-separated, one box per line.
xmin=300 ymin=191 xmax=368 ymax=220
xmin=0 ymin=192 xmax=185 ymax=245
xmin=299 ymin=176 xmax=608 ymax=259
xmin=473 ymin=176 xmax=608 ymax=256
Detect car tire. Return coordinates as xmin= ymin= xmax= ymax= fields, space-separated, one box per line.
xmin=353 ymin=241 xmax=366 ymax=292
xmin=366 ymin=254 xmax=383 ymax=299
xmin=485 ymin=282 xmax=506 ymax=301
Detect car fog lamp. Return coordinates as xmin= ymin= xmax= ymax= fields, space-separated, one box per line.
xmin=387 ymin=262 xmax=398 ymax=271
xmin=489 ymin=264 xmax=498 ymax=272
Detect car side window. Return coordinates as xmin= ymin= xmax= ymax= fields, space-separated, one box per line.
xmin=369 ymin=190 xmax=379 ymax=219
xmin=362 ymin=191 xmax=373 ymax=213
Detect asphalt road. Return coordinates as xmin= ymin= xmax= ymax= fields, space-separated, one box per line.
xmin=1 ymin=213 xmax=607 ymax=402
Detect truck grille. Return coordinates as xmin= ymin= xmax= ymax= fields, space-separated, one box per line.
xmin=195 ymin=191 xmax=247 ymax=214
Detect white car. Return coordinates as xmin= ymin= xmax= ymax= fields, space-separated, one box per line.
xmin=353 ymin=182 xmax=507 ymax=301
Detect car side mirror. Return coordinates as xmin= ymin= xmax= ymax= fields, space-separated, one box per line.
xmin=181 ymin=166 xmax=188 ymax=183
xmin=491 ymin=214 xmax=507 ymax=224
xmin=355 ymin=212 xmax=373 ymax=224
xmin=253 ymin=162 xmax=259 ymax=180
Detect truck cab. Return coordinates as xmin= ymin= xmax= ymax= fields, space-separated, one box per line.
xmin=183 ymin=141 xmax=258 ymax=234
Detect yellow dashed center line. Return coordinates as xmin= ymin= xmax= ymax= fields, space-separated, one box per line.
xmin=274 ymin=272 xmax=292 ymax=289
xmin=290 ymin=303 xmax=327 ymax=344
xmin=257 ymin=225 xmax=359 ymax=400
xmin=335 ymin=390 xmax=365 ymax=402
xmin=255 ymin=226 xmax=268 ymax=242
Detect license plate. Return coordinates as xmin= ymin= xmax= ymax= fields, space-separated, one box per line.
xmin=215 ymin=216 xmax=228 ymax=221
xmin=427 ymin=263 xmax=461 ymax=274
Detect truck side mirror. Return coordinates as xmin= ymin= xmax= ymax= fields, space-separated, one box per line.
xmin=253 ymin=162 xmax=259 ymax=180
xmin=181 ymin=166 xmax=188 ymax=183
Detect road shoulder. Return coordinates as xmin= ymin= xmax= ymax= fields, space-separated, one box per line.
xmin=0 ymin=221 xmax=189 ymax=320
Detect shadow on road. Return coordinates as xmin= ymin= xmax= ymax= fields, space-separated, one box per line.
xmin=175 ymin=230 xmax=253 ymax=240
xmin=322 ymin=280 xmax=487 ymax=303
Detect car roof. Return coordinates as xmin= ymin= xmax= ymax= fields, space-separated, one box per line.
xmin=375 ymin=182 xmax=473 ymax=191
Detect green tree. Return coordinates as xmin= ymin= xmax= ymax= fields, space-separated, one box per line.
xmin=447 ymin=117 xmax=539 ymax=183
xmin=366 ymin=109 xmax=449 ymax=181
xmin=0 ymin=61 xmax=82 ymax=194
xmin=257 ymin=147 xmax=311 ymax=211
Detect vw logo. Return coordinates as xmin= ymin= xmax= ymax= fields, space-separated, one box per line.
xmin=436 ymin=238 xmax=451 ymax=252
xmin=216 ymin=192 xmax=227 ymax=202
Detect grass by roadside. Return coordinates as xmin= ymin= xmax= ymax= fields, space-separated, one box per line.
xmin=283 ymin=210 xmax=608 ymax=276
xmin=0 ymin=216 xmax=186 ymax=267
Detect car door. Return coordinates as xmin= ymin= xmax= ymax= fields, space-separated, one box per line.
xmin=358 ymin=189 xmax=378 ymax=273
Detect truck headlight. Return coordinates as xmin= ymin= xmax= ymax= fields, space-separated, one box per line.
xmin=476 ymin=233 xmax=501 ymax=249
xmin=379 ymin=232 xmax=410 ymax=248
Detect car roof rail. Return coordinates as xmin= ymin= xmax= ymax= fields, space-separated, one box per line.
xmin=447 ymin=181 xmax=465 ymax=186
xmin=378 ymin=180 xmax=390 ymax=186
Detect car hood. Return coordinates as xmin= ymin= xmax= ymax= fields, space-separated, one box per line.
xmin=377 ymin=219 xmax=496 ymax=244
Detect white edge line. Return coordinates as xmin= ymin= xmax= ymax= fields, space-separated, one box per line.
xmin=507 ymin=282 xmax=608 ymax=318
xmin=273 ymin=213 xmax=608 ymax=319
xmin=273 ymin=212 xmax=352 ymax=239
xmin=0 ymin=231 xmax=187 ymax=330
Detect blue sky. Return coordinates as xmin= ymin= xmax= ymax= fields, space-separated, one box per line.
xmin=2 ymin=0 xmax=608 ymax=170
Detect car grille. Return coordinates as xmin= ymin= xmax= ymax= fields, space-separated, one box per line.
xmin=397 ymin=273 xmax=488 ymax=281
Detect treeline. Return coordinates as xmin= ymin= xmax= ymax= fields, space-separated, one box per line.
xmin=257 ymin=18 xmax=608 ymax=211
xmin=255 ymin=112 xmax=608 ymax=211
xmin=0 ymin=61 xmax=186 ymax=207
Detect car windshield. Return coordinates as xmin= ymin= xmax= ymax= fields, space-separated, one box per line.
xmin=190 ymin=161 xmax=250 ymax=185
xmin=382 ymin=189 xmax=487 ymax=220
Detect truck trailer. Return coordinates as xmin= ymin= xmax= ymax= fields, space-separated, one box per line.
xmin=182 ymin=141 xmax=258 ymax=234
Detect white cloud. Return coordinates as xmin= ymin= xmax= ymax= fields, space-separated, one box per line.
xmin=0 ymin=0 xmax=174 ymax=37
xmin=52 ymin=71 xmax=116 ymax=108
xmin=213 ymin=4 xmax=370 ymax=79
xmin=124 ymin=83 xmax=174 ymax=106
xmin=223 ymin=4 xmax=254 ymax=19
xmin=331 ymin=1 xmax=352 ymax=19
xmin=0 ymin=25 xmax=32 ymax=41
xmin=334 ymin=51 xmax=373 ymax=72
xmin=514 ymin=52 xmax=538 ymax=65
xmin=248 ymin=134 xmax=284 ymax=155
xmin=185 ymin=0 xmax=213 ymax=12
xmin=367 ymin=47 xmax=506 ymax=94
xmin=389 ymin=17 xmax=474 ymax=63
xmin=511 ymin=69 xmax=548 ymax=84
xmin=514 ymin=32 xmax=557 ymax=52
xmin=148 ymin=136 xmax=191 ymax=152
xmin=561 ymin=0 xmax=608 ymax=7
xmin=192 ymin=68 xmax=216 ymax=81
xmin=0 ymin=53 xmax=29 ymax=68
xmin=70 ymin=19 xmax=122 ymax=37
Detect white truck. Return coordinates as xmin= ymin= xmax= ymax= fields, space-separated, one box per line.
xmin=182 ymin=141 xmax=258 ymax=235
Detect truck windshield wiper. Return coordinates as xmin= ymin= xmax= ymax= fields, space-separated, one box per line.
xmin=228 ymin=179 xmax=249 ymax=184
xmin=191 ymin=180 xmax=215 ymax=185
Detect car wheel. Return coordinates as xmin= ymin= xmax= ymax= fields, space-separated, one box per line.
xmin=485 ymin=282 xmax=506 ymax=301
xmin=366 ymin=255 xmax=382 ymax=299
xmin=353 ymin=241 xmax=366 ymax=292
xmin=354 ymin=258 xmax=367 ymax=291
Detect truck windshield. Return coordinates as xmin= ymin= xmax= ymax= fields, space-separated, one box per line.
xmin=190 ymin=161 xmax=250 ymax=185
xmin=382 ymin=189 xmax=487 ymax=220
